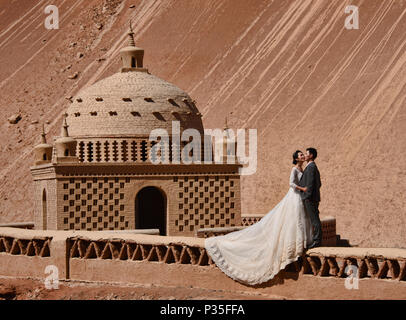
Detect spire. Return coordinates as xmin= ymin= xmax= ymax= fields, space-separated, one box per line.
xmin=54 ymin=112 xmax=77 ymax=162
xmin=120 ymin=20 xmax=146 ymax=72
xmin=41 ymin=124 xmax=47 ymax=144
xmin=33 ymin=123 xmax=53 ymax=165
xmin=128 ymin=21 xmax=136 ymax=47
xmin=61 ymin=113 xmax=69 ymax=137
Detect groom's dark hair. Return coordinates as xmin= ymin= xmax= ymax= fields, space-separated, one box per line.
xmin=306 ymin=147 xmax=318 ymax=160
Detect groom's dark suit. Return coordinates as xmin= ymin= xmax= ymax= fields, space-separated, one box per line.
xmin=299 ymin=161 xmax=322 ymax=245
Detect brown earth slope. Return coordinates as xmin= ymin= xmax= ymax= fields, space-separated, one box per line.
xmin=0 ymin=0 xmax=405 ymax=248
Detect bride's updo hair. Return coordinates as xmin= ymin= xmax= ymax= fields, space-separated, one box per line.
xmin=292 ymin=150 xmax=302 ymax=165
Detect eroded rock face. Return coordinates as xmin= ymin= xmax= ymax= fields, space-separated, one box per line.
xmin=7 ymin=114 xmax=21 ymax=124
xmin=0 ymin=0 xmax=404 ymax=247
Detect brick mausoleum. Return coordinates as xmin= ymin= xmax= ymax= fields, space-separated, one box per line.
xmin=30 ymin=26 xmax=241 ymax=236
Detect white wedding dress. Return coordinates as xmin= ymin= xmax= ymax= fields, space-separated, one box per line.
xmin=205 ymin=167 xmax=313 ymax=285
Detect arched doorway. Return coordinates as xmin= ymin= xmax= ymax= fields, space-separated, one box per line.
xmin=135 ymin=187 xmax=166 ymax=235
xmin=42 ymin=189 xmax=47 ymax=230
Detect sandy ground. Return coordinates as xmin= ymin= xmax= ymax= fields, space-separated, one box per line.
xmin=0 ymin=277 xmax=278 ymax=300
xmin=1 ymin=275 xmax=406 ymax=300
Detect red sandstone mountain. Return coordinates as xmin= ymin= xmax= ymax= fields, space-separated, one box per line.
xmin=0 ymin=0 xmax=404 ymax=248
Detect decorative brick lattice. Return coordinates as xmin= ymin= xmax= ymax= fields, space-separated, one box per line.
xmin=241 ymin=215 xmax=337 ymax=246
xmin=174 ymin=176 xmax=237 ymax=233
xmin=77 ymin=139 xmax=156 ymax=163
xmin=66 ymin=237 xmax=406 ymax=282
xmin=321 ymin=218 xmax=336 ymax=246
xmin=68 ymin=238 xmax=215 ymax=266
xmin=241 ymin=215 xmax=262 ymax=226
xmin=76 ymin=139 xmax=207 ymax=164
xmin=0 ymin=236 xmax=51 ymax=257
xmin=61 ymin=177 xmax=130 ymax=231
xmin=288 ymin=255 xmax=406 ymax=281
xmin=1 ymin=229 xmax=406 ymax=283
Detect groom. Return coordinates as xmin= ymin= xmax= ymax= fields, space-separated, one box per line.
xmin=299 ymin=147 xmax=322 ymax=249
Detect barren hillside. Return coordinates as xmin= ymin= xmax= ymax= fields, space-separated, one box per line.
xmin=0 ymin=0 xmax=405 ymax=247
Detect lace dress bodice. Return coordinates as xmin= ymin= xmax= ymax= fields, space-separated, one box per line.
xmin=289 ymin=167 xmax=303 ymax=191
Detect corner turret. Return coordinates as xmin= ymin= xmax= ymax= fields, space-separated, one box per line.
xmin=54 ymin=114 xmax=78 ymax=163
xmin=33 ymin=125 xmax=53 ymax=165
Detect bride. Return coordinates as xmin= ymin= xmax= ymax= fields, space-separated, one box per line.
xmin=205 ymin=150 xmax=313 ymax=285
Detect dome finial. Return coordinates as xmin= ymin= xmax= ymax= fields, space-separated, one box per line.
xmin=61 ymin=113 xmax=69 ymax=137
xmin=128 ymin=20 xmax=136 ymax=47
xmin=120 ymin=20 xmax=145 ymax=72
xmin=41 ymin=124 xmax=47 ymax=144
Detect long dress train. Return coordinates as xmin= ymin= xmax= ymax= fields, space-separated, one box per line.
xmin=204 ymin=167 xmax=313 ymax=285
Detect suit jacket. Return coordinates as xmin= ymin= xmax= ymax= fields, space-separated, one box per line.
xmin=299 ymin=161 xmax=321 ymax=202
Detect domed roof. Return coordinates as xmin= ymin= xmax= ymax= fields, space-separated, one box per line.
xmin=66 ymin=26 xmax=203 ymax=138
xmin=67 ymin=71 xmax=203 ymax=138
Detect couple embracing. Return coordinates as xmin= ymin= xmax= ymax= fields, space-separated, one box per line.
xmin=205 ymin=148 xmax=322 ymax=285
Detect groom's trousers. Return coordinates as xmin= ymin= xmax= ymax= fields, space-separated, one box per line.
xmin=304 ymin=200 xmax=322 ymax=244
